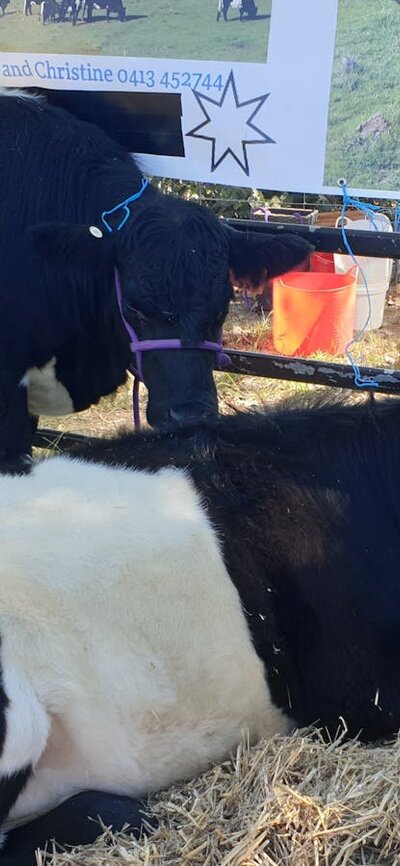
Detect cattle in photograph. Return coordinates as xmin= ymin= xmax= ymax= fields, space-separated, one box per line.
xmin=83 ymin=0 xmax=125 ymax=22
xmin=217 ymin=0 xmax=258 ymax=22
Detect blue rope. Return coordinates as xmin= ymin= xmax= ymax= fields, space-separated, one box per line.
xmin=338 ymin=180 xmax=380 ymax=388
xmin=394 ymin=205 xmax=400 ymax=286
xmin=395 ymin=203 xmax=400 ymax=234
xmin=101 ymin=178 xmax=149 ymax=234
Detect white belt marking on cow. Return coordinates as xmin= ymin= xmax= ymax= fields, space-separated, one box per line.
xmin=0 ymin=458 xmax=288 ymax=827
xmin=24 ymin=357 xmax=74 ymax=416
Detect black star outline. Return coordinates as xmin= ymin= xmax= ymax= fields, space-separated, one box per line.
xmin=186 ymin=70 xmax=275 ymax=176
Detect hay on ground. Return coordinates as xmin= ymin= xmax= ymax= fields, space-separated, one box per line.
xmin=40 ymin=728 xmax=400 ymax=866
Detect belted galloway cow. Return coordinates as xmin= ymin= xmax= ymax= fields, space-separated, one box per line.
xmin=83 ymin=0 xmax=125 ymax=21
xmin=0 ymin=88 xmax=311 ymax=472
xmin=1 ymin=394 xmax=400 ymax=864
xmin=217 ymin=0 xmax=257 ymax=21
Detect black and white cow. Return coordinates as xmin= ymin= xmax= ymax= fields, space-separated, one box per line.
xmin=40 ymin=0 xmax=61 ymax=23
xmin=2 ymin=394 xmax=400 ymax=865
xmin=0 ymin=89 xmax=311 ymax=472
xmin=23 ymin=0 xmax=40 ymax=14
xmin=83 ymin=0 xmax=125 ymax=21
xmin=217 ymin=0 xmax=257 ymax=22
xmin=59 ymin=0 xmax=82 ymax=23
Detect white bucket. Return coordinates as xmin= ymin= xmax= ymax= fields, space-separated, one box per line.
xmin=353 ymin=284 xmax=387 ymax=331
xmin=333 ymin=214 xmax=393 ymax=331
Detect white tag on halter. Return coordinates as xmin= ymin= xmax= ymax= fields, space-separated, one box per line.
xmin=89 ymin=226 xmax=103 ymax=239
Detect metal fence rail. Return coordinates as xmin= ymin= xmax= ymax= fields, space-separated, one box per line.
xmin=226 ymin=218 xmax=400 ymax=258
xmin=222 ymin=350 xmax=400 ymax=392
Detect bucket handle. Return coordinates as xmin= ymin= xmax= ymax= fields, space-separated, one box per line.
xmin=336 ymin=213 xmax=392 ymax=231
xmin=335 ymin=215 xmax=350 ymax=229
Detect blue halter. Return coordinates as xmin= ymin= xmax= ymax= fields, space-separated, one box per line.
xmin=101 ymin=178 xmax=149 ymax=234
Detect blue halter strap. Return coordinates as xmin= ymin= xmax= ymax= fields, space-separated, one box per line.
xmin=101 ymin=178 xmax=149 ymax=234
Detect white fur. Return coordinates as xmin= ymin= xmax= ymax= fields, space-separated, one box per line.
xmin=24 ymin=357 xmax=74 ymax=416
xmin=218 ymin=0 xmax=241 ymax=10
xmin=0 ymin=458 xmax=288 ymax=830
xmin=0 ymin=88 xmax=41 ymax=100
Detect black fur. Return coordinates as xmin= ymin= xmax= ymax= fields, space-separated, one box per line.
xmin=0 ymin=768 xmax=32 ymax=832
xmin=0 ymin=91 xmax=312 ymax=464
xmin=0 ymin=643 xmax=33 ymax=841
xmin=2 ymin=792 xmax=151 ymax=866
xmin=0 ymin=648 xmax=8 ymax=759
xmin=227 ymin=228 xmax=309 ymax=286
xmin=68 ymin=394 xmax=400 ymax=742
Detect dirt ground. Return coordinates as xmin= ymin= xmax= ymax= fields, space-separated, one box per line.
xmin=35 ymin=284 xmax=400 ymax=449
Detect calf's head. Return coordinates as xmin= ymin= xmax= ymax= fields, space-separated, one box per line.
xmin=31 ymin=201 xmax=312 ymax=427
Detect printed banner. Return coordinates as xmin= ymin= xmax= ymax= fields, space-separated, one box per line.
xmin=0 ymin=0 xmax=399 ymax=198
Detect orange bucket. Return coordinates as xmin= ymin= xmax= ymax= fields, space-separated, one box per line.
xmin=272 ymin=268 xmax=357 ymax=356
xmin=310 ymin=252 xmax=335 ymax=273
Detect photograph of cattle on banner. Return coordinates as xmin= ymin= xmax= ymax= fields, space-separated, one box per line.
xmin=24 ymin=0 xmax=127 ymax=24
xmin=0 ymin=0 xmax=272 ymax=62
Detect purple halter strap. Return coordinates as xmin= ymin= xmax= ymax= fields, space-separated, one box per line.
xmin=114 ymin=269 xmax=231 ymax=428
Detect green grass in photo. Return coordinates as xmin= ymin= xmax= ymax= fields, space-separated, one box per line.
xmin=0 ymin=0 xmax=271 ymax=63
xmin=324 ymin=0 xmax=400 ymax=190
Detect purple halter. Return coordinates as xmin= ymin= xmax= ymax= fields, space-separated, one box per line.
xmin=114 ymin=269 xmax=231 ymax=428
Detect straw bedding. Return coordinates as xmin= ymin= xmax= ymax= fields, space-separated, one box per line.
xmin=38 ymin=728 xmax=400 ymax=866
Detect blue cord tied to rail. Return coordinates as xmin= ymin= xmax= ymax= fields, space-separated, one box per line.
xmin=394 ymin=203 xmax=400 ymax=234
xmin=338 ymin=180 xmax=381 ymax=389
xmin=101 ymin=178 xmax=149 ymax=234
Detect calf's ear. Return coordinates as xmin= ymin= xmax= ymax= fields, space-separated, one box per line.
xmin=28 ymin=223 xmax=115 ymax=270
xmin=227 ymin=228 xmax=313 ymax=291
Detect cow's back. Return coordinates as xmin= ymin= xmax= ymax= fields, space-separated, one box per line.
xmin=0 ymin=456 xmax=286 ymax=830
xmin=69 ymin=399 xmax=400 ymax=742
